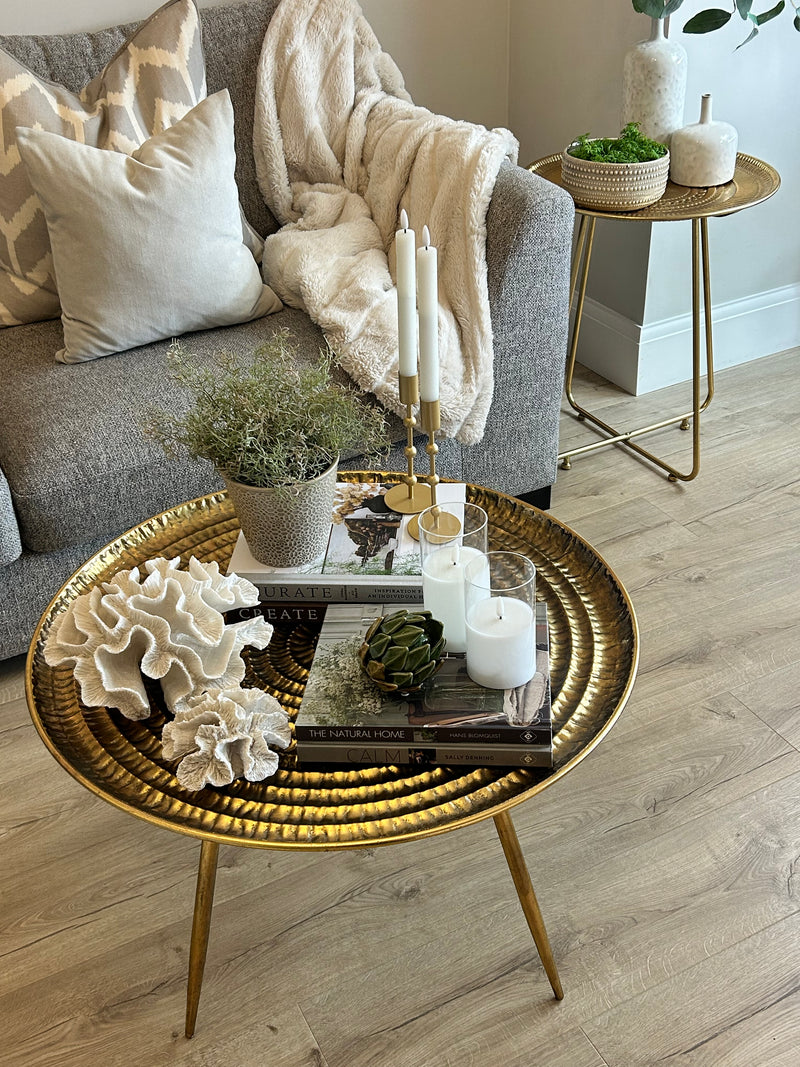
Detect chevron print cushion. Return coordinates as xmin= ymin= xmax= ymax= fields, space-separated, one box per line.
xmin=0 ymin=0 xmax=206 ymax=327
xmin=16 ymin=91 xmax=282 ymax=363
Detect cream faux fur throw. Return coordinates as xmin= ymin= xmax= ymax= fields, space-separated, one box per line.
xmin=253 ymin=0 xmax=518 ymax=444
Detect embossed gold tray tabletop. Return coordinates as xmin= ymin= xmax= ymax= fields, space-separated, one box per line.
xmin=26 ymin=474 xmax=639 ymax=852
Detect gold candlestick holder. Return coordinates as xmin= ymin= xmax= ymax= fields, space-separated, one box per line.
xmin=407 ymin=398 xmax=459 ymax=541
xmin=384 ymin=373 xmax=433 ymax=515
xmin=420 ymin=398 xmax=441 ymax=507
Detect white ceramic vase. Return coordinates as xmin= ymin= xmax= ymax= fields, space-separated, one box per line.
xmin=669 ymin=94 xmax=738 ymax=187
xmin=621 ymin=17 xmax=687 ymax=146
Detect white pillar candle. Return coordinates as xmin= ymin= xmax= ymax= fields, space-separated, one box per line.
xmin=417 ymin=225 xmax=439 ymax=402
xmin=422 ymin=544 xmax=486 ymax=653
xmin=395 ymin=209 xmax=417 ymax=377
xmin=465 ymin=596 xmax=536 ymax=689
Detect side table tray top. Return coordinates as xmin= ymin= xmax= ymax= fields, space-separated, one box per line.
xmin=25 ymin=476 xmax=639 ymax=1034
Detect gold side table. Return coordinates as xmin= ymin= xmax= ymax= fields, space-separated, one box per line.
xmin=26 ymin=476 xmax=638 ymax=1036
xmin=529 ymin=153 xmax=780 ymax=482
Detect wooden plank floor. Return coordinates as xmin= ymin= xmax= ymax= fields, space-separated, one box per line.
xmin=1 ymin=349 xmax=798 ymax=1066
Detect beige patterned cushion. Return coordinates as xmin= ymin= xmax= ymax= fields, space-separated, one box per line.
xmin=0 ymin=0 xmax=206 ymax=327
xmin=16 ymin=91 xmax=282 ymax=364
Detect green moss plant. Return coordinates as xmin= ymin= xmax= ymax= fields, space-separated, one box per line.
xmin=567 ymin=123 xmax=668 ymax=163
xmin=142 ymin=330 xmax=389 ymax=491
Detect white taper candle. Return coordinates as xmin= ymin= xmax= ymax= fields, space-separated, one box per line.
xmin=417 ymin=225 xmax=439 ymax=402
xmin=395 ymin=208 xmax=417 ymax=377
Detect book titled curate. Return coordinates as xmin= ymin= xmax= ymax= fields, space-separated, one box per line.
xmin=226 ymin=481 xmax=466 ymax=604
xmin=293 ymin=600 xmax=552 ymax=766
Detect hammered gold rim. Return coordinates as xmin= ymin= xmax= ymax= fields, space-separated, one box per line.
xmin=26 ymin=475 xmax=639 ymax=850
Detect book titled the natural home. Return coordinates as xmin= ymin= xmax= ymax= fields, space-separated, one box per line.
xmin=294 ymin=600 xmax=552 ymax=768
xmin=227 ymin=481 xmax=466 ymax=604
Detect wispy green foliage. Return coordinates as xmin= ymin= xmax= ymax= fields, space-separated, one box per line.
xmin=567 ymin=123 xmax=668 ymax=163
xmin=141 ymin=330 xmax=389 ymax=490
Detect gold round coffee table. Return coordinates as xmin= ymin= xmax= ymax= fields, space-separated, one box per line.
xmin=529 ymin=152 xmax=781 ymax=482
xmin=26 ymin=474 xmax=638 ymax=1035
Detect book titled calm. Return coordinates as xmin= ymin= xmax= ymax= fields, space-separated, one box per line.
xmin=294 ymin=601 xmax=552 ymax=767
xmin=227 ymin=481 xmax=466 ymax=604
xmin=298 ymin=741 xmax=553 ymax=769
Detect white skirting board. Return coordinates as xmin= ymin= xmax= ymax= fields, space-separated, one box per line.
xmin=573 ymin=283 xmax=800 ymax=395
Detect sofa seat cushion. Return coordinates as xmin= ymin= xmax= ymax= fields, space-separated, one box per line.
xmin=0 ymin=307 xmax=400 ymax=554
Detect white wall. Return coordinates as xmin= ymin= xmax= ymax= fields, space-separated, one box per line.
xmin=509 ymin=0 xmax=800 ymax=393
xmin=6 ymin=0 xmax=797 ymax=393
xmin=3 ymin=0 xmax=509 ymax=134
xmin=360 ymin=0 xmax=509 ymax=132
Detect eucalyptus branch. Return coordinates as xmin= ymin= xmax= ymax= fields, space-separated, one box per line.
xmin=632 ymin=0 xmax=800 ymax=43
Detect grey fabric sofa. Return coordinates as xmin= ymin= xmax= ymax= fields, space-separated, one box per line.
xmin=0 ymin=0 xmax=574 ymax=660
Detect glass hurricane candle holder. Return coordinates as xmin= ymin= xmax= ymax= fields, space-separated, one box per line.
xmin=418 ymin=502 xmax=489 ymax=653
xmin=464 ymin=551 xmax=537 ymax=689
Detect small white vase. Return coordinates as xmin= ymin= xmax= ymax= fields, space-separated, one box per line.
xmin=669 ymin=94 xmax=738 ymax=187
xmin=621 ymin=17 xmax=687 ymax=146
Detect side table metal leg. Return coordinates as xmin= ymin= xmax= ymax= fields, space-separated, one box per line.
xmin=185 ymin=840 xmax=220 ymax=1038
xmin=563 ymin=217 xmax=596 ymax=417
xmin=493 ymin=810 xmax=564 ymax=1000
xmin=558 ymin=214 xmax=716 ymax=482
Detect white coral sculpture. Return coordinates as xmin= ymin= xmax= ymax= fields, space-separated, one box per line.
xmin=161 ymin=686 xmax=292 ymax=790
xmin=44 ymin=556 xmax=273 ymax=720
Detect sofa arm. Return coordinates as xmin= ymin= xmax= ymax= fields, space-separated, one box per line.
xmin=460 ymin=160 xmax=575 ymax=496
xmin=0 ymin=467 xmax=22 ymax=567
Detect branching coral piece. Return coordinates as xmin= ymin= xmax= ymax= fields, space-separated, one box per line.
xmin=44 ymin=556 xmax=273 ymax=719
xmin=162 ymin=686 xmax=291 ymax=790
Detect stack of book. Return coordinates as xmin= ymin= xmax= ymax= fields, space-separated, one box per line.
xmin=226 ymin=479 xmax=552 ymax=769
xmin=294 ymin=601 xmax=552 ymax=769
xmin=226 ymin=480 xmax=466 ymax=604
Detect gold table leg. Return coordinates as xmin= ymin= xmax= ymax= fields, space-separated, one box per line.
xmin=493 ymin=810 xmax=564 ymax=999
xmin=185 ymin=840 xmax=220 ymax=1038
xmin=558 ymin=216 xmax=715 ymax=482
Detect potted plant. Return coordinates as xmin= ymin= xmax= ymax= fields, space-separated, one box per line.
xmin=143 ymin=330 xmax=389 ymax=567
xmin=561 ymin=122 xmax=670 ymax=211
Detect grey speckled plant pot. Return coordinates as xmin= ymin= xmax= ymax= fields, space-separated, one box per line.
xmin=224 ymin=458 xmax=338 ymax=567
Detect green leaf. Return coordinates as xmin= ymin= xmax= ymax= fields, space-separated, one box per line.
xmin=388 ymin=671 xmax=415 ymax=689
xmin=683 ymin=9 xmax=734 ymax=32
xmin=755 ymin=0 xmax=784 ymax=25
xmin=794 ymin=13 xmax=800 ymax=30
xmin=736 ymin=0 xmax=753 ymax=17
xmin=663 ymin=0 xmax=685 ymax=14
xmin=382 ymin=646 xmax=409 ymax=671
xmin=405 ymin=644 xmax=433 ymax=672
xmin=391 ymin=625 xmax=426 ymax=648
xmin=633 ymin=0 xmax=667 ymax=17
xmin=412 ymin=660 xmax=440 ymax=684
xmin=368 ymin=633 xmax=392 ymax=659
xmin=735 ymin=24 xmax=760 ymax=44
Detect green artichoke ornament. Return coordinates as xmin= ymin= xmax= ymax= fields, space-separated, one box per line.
xmin=358 ymin=609 xmax=446 ymax=693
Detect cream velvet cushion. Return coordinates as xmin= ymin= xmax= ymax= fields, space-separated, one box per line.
xmin=0 ymin=0 xmax=207 ymax=327
xmin=15 ymin=91 xmax=282 ymax=364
